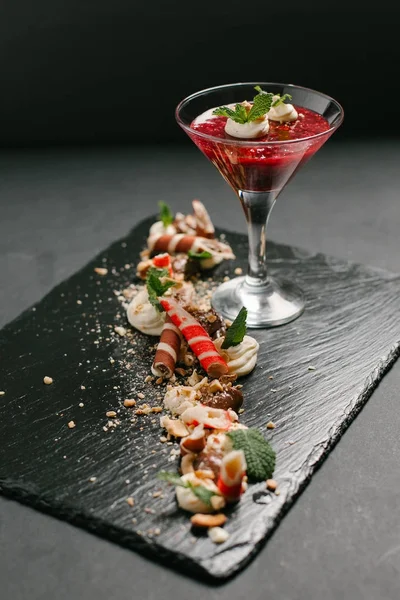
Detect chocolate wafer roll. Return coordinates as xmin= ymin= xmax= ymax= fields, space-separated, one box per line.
xmin=151 ymin=316 xmax=181 ymax=378
xmin=149 ymin=234 xmax=197 ymax=255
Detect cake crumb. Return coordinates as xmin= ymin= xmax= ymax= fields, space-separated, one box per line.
xmin=67 ymin=421 xmax=76 ymax=429
xmin=43 ymin=376 xmax=53 ymax=385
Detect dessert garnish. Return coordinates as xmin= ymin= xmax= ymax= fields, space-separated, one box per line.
xmin=146 ymin=267 xmax=176 ymax=311
xmin=158 ymin=201 xmax=174 ymax=227
xmin=158 ymin=471 xmax=219 ymax=507
xmin=213 ymin=88 xmax=274 ymax=124
xmin=226 ymin=428 xmax=276 ymax=481
xmin=221 ymin=306 xmax=247 ymax=349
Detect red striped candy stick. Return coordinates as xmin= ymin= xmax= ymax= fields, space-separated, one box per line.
xmin=159 ymin=297 xmax=228 ymax=378
xmin=151 ymin=316 xmax=181 ymax=379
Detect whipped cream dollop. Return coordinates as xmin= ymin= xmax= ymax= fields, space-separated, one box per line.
xmin=225 ymin=116 xmax=269 ymax=139
xmin=268 ymin=96 xmax=298 ymax=123
xmin=214 ymin=335 xmax=259 ymax=377
xmin=126 ymin=288 xmax=165 ymax=336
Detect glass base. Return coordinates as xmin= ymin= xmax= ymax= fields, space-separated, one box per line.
xmin=212 ymin=276 xmax=305 ymax=328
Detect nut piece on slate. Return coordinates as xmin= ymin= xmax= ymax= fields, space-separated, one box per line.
xmin=190 ymin=513 xmax=227 ymax=528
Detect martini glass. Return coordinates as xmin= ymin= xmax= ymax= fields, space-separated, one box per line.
xmin=176 ymin=82 xmax=344 ymax=328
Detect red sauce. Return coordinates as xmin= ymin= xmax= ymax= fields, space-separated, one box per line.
xmin=189 ymin=106 xmax=331 ymax=192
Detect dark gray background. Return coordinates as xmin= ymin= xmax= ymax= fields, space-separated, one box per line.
xmin=1 ymin=140 xmax=400 ymax=599
xmin=0 ymin=0 xmax=399 ymax=145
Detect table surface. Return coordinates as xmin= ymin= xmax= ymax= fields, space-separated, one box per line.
xmin=1 ymin=141 xmax=400 ymax=600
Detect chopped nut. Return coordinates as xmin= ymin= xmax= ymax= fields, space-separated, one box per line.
xmin=124 ymin=399 xmax=137 ymax=407
xmin=223 ymin=276 xmax=230 ymax=282
xmin=89 ymin=476 xmax=97 ymax=483
xmin=81 ymin=385 xmax=86 ymax=390
xmin=194 ymin=469 xmax=215 ymax=480
xmin=94 ymin=267 xmax=108 ymax=276
xmin=0 ymin=391 xmax=5 ymax=396
xmin=308 ymin=365 xmax=316 ymax=371
xmin=206 ymin=314 xmax=217 ymax=323
xmin=266 ymin=479 xmax=278 ymax=491
xmin=183 ymin=353 xmax=195 ymax=367
xmin=106 ymin=411 xmax=117 ymax=418
xmin=67 ymin=421 xmax=76 ymax=429
xmin=155 ymin=377 xmax=163 ymax=385
xmin=79 ymin=402 xmax=84 ymax=408
xmin=266 ymin=421 xmax=275 ymax=429
xmin=159 ymin=436 xmax=168 ymax=443
xmin=137 ymin=392 xmax=145 ymax=399
xmin=234 ymin=267 xmax=243 ymax=275
xmin=152 ymin=491 xmax=163 ymax=498
xmin=175 ymin=368 xmax=187 ymax=377
xmin=126 ymin=497 xmax=135 ymax=507
xmin=144 ymin=375 xmax=154 ymax=383
xmin=43 ymin=376 xmax=53 ymax=385
xmin=268 ymin=375 xmax=274 ymax=380
xmin=114 ymin=326 xmax=126 ymax=337
xmin=160 ymin=416 xmax=189 ymax=438
xmin=275 ymin=489 xmax=281 ymax=496
xmin=153 ymin=528 xmax=161 ymax=536
xmin=208 ymin=526 xmax=229 ymax=544
xmin=209 ymin=379 xmax=223 ymax=394
xmin=191 ymin=513 xmax=227 ymax=528
xmin=151 ymin=406 xmax=163 ymax=413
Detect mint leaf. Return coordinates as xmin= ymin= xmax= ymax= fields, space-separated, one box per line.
xmin=272 ymin=93 xmax=292 ymax=107
xmin=247 ymin=90 xmax=274 ymax=122
xmin=158 ymin=201 xmax=174 ymax=227
xmin=188 ymin=250 xmax=213 ymax=260
xmin=213 ymin=106 xmax=242 ymax=121
xmin=221 ymin=306 xmax=247 ymax=349
xmin=146 ymin=267 xmax=176 ymax=311
xmin=158 ymin=471 xmax=217 ymax=507
xmin=187 ymin=483 xmax=215 ymax=507
xmin=157 ymin=471 xmax=187 ymax=487
xmin=227 ymin=428 xmax=276 ymax=481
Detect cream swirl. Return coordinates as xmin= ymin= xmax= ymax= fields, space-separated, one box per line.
xmin=214 ymin=335 xmax=259 ymax=377
xmin=268 ymin=96 xmax=298 ymax=123
xmin=126 ymin=288 xmax=165 ymax=336
xmin=225 ymin=116 xmax=270 ymax=139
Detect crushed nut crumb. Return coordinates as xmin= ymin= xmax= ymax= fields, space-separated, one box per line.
xmin=43 ymin=376 xmax=53 ymax=385
xmin=124 ymin=398 xmax=136 ymax=407
xmin=106 ymin=411 xmax=117 ymax=418
xmin=126 ymin=497 xmax=135 ymax=507
xmin=234 ymin=267 xmax=243 ymax=275
xmin=67 ymin=421 xmax=76 ymax=429
xmin=94 ymin=267 xmax=108 ymax=276
xmin=89 ymin=476 xmax=97 ymax=483
xmin=266 ymin=479 xmax=278 ymax=491
xmin=137 ymin=392 xmax=145 ymax=399
xmin=144 ymin=375 xmax=154 ymax=383
xmin=114 ymin=326 xmax=126 ymax=337
xmin=0 ymin=391 xmax=5 ymax=396
xmin=308 ymin=365 xmax=316 ymax=371
xmin=79 ymin=403 xmax=84 ymax=408
xmin=266 ymin=421 xmax=275 ymax=429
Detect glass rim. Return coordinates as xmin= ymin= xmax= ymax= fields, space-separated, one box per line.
xmin=175 ymin=81 xmax=344 ymax=147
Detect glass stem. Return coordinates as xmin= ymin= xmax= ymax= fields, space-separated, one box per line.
xmin=238 ymin=190 xmax=278 ymax=288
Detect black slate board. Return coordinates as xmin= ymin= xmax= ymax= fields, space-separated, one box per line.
xmin=1 ymin=216 xmax=400 ymax=581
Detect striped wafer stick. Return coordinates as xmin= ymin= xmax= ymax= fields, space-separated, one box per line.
xmin=149 ymin=234 xmax=198 ymax=255
xmin=159 ymin=298 xmax=228 ymax=378
xmin=151 ymin=316 xmax=181 ymax=378
xmin=217 ymin=450 xmax=247 ymax=502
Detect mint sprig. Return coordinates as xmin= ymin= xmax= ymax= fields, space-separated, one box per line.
xmin=213 ymin=86 xmax=274 ymax=125
xmin=188 ymin=250 xmax=213 ymax=260
xmin=146 ymin=267 xmax=176 ymax=311
xmin=272 ymin=93 xmax=292 ymax=107
xmin=221 ymin=306 xmax=247 ymax=349
xmin=157 ymin=471 xmax=217 ymax=507
xmin=226 ymin=428 xmax=276 ymax=481
xmin=158 ymin=201 xmax=174 ymax=227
